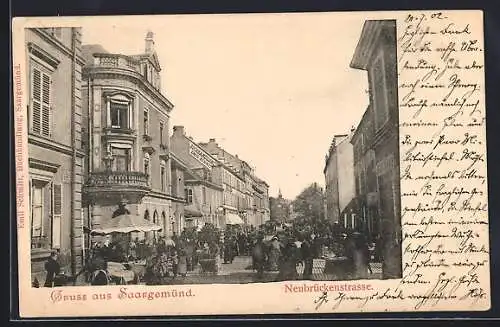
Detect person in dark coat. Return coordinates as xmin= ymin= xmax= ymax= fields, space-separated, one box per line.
xmin=252 ymin=236 xmax=266 ymax=278
xmin=278 ymin=242 xmax=300 ymax=281
xmin=352 ymin=232 xmax=370 ymax=279
xmin=301 ymin=236 xmax=314 ymax=280
xmin=44 ymin=251 xmax=61 ymax=287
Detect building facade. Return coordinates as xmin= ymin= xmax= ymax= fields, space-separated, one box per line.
xmin=269 ymin=190 xmax=291 ymax=222
xmin=81 ymin=31 xmax=176 ymax=242
xmin=324 ymin=132 xmax=356 ymax=224
xmin=26 ymin=27 xmax=85 ymax=280
xmin=350 ymin=20 xmax=401 ymax=278
xmin=351 ymin=105 xmax=379 ymax=236
xmin=170 ymin=126 xmax=224 ymax=230
xmin=199 ymin=139 xmax=270 ymax=228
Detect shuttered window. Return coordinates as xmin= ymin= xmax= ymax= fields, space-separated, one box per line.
xmin=51 ymin=183 xmax=62 ymax=248
xmin=31 ymin=66 xmax=51 ymax=137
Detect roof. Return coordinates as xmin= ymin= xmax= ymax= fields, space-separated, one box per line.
xmin=350 ymin=20 xmax=395 ymax=70
xmin=81 ymin=44 xmax=109 ymax=64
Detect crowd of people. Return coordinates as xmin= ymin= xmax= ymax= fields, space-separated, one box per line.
xmin=37 ymin=219 xmax=390 ymax=287
xmin=248 ymin=220 xmax=384 ymax=281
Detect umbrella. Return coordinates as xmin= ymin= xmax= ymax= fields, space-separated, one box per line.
xmin=91 ymin=214 xmax=162 ymax=235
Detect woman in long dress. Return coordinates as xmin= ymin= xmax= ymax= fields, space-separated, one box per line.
xmin=177 ymin=249 xmax=188 ymax=277
xmin=268 ymin=237 xmax=281 ymax=271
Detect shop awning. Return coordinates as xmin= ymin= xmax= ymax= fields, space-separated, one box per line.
xmin=90 ymin=214 xmax=162 ymax=235
xmin=185 ymin=208 xmax=203 ymax=218
xmin=225 ymin=213 xmax=244 ymax=225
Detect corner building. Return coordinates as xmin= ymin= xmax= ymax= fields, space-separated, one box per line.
xmin=81 ymin=32 xmax=176 ymax=242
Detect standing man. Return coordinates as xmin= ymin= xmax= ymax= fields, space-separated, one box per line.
xmin=44 ymin=251 xmax=61 ymax=287
xmin=301 ymin=235 xmax=314 ymax=280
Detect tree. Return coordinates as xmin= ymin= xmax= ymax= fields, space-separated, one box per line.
xmin=291 ymin=182 xmax=325 ymax=224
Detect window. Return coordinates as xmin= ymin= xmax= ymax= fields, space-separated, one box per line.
xmin=30 ymin=66 xmax=51 ymax=137
xmin=153 ymin=210 xmax=159 ymax=239
xmin=144 ymin=210 xmax=150 ymax=220
xmin=30 ymin=183 xmax=44 ymax=248
xmin=160 ymin=162 xmax=166 ymax=192
xmin=162 ymin=211 xmax=168 ymax=236
xmin=159 ymin=122 xmax=164 ymax=144
xmin=202 ymin=186 xmax=207 ymax=204
xmin=112 ymin=147 xmax=130 ymax=171
xmin=371 ymin=56 xmax=389 ymax=130
xmin=143 ymin=109 xmax=149 ymax=136
xmin=30 ymin=181 xmax=61 ymax=249
xmin=143 ymin=153 xmax=150 ymax=178
xmin=143 ymin=64 xmax=148 ymax=80
xmin=110 ymin=101 xmax=129 ymax=129
xmin=185 ymin=188 xmax=193 ymax=204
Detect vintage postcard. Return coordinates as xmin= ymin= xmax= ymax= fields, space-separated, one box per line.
xmin=12 ymin=10 xmax=489 ymax=317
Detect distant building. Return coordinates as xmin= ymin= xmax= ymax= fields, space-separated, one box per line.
xmin=81 ymin=31 xmax=176 ymax=242
xmin=323 ymin=131 xmax=356 ymax=224
xmin=350 ymin=19 xmax=401 ymax=278
xmin=170 ymin=126 xmax=223 ymax=230
xmin=199 ymin=139 xmax=270 ymax=228
xmin=26 ymin=27 xmax=85 ymax=280
xmin=269 ymin=190 xmax=291 ymax=222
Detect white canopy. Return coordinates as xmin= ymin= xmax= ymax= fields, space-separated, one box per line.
xmin=91 ymin=214 xmax=162 ymax=235
xmin=225 ymin=213 xmax=244 ymax=225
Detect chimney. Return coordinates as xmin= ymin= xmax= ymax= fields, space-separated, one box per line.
xmin=173 ymin=125 xmax=185 ymax=136
xmin=145 ymin=30 xmax=155 ymax=54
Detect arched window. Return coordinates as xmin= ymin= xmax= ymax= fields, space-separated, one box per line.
xmin=144 ymin=209 xmax=150 ymax=220
xmin=153 ymin=210 xmax=159 ymax=239
xmin=162 ymin=211 xmax=167 ymax=237
xmin=160 ymin=160 xmax=166 ymax=192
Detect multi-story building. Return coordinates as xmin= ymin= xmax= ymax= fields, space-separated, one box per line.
xmin=26 ymin=27 xmax=85 ymax=281
xmin=351 ymin=105 xmax=379 ymax=236
xmin=350 ymin=20 xmax=401 ymax=278
xmin=199 ymin=139 xmax=270 ymax=228
xmin=81 ymin=31 xmax=176 ymax=242
xmin=170 ymin=126 xmax=224 ymax=230
xmin=323 ymin=131 xmax=356 ymax=224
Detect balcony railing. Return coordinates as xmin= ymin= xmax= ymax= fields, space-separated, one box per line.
xmin=93 ymin=54 xmax=141 ymax=72
xmin=86 ymin=170 xmax=150 ymax=188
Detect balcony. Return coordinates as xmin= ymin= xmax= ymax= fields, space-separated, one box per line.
xmin=83 ymin=170 xmax=151 ymax=204
xmin=103 ymin=126 xmax=136 ymax=142
xmin=93 ymin=53 xmax=141 ymax=73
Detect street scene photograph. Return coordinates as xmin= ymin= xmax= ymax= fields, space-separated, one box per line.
xmin=25 ymin=15 xmax=402 ymax=287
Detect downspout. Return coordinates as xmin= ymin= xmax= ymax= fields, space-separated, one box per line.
xmin=70 ymin=28 xmax=77 ymax=275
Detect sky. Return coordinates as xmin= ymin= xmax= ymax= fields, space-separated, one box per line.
xmin=79 ymin=13 xmax=369 ymax=200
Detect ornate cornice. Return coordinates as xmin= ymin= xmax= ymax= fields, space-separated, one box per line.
xmin=29 ymin=133 xmax=85 ymax=158
xmin=83 ymin=67 xmax=174 ymax=114
xmin=27 ymin=42 xmax=61 ymax=69
xmin=28 ymin=158 xmax=61 ymax=173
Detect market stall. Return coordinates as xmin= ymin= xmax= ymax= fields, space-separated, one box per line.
xmin=89 ymin=213 xmax=162 ymax=285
